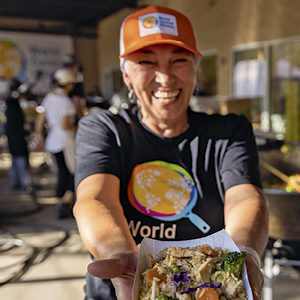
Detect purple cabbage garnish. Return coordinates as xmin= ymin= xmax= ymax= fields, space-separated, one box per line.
xmin=171 ymin=270 xmax=190 ymax=297
xmin=171 ymin=270 xmax=190 ymax=286
xmin=171 ymin=270 xmax=221 ymax=296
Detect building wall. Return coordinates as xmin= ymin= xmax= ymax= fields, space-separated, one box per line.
xmin=97 ymin=8 xmax=133 ymax=94
xmin=97 ymin=0 xmax=300 ymax=97
xmin=74 ymin=37 xmax=99 ymax=95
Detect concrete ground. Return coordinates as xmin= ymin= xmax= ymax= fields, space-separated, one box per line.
xmin=0 ymin=151 xmax=300 ymax=300
xmin=0 ymin=152 xmax=91 ymax=300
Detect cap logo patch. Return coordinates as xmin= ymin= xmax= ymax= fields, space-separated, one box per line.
xmin=139 ymin=12 xmax=178 ymax=37
xmin=142 ymin=16 xmax=157 ymax=28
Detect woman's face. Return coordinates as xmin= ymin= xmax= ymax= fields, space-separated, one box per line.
xmin=123 ymin=44 xmax=199 ymax=135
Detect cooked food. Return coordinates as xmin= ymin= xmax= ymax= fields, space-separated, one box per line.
xmin=139 ymin=244 xmax=248 ymax=300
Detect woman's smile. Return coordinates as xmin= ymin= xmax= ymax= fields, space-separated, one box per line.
xmin=152 ymin=89 xmax=181 ymax=104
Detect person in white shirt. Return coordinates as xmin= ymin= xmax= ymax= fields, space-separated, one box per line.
xmin=35 ymin=68 xmax=77 ymax=218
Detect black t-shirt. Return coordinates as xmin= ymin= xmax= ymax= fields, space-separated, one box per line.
xmin=69 ymin=82 xmax=85 ymax=98
xmin=4 ymin=95 xmax=28 ymax=157
xmin=75 ymin=106 xmax=261 ymax=244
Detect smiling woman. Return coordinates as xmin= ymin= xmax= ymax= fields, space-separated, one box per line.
xmin=74 ymin=5 xmax=269 ymax=300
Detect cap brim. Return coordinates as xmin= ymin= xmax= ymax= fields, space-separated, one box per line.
xmin=119 ymin=40 xmax=203 ymax=58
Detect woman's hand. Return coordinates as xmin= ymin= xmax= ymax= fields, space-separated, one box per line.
xmin=87 ymin=250 xmax=139 ymax=300
xmin=245 ymin=254 xmax=264 ymax=300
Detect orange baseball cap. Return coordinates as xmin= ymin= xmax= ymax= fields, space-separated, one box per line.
xmin=119 ymin=5 xmax=203 ymax=59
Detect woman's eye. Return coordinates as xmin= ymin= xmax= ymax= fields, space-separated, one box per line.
xmin=139 ymin=60 xmax=154 ymax=65
xmin=173 ymin=58 xmax=187 ymax=63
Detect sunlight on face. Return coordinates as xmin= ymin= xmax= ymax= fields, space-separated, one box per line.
xmin=123 ymin=44 xmax=199 ymax=136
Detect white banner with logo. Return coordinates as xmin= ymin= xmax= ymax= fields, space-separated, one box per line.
xmin=0 ymin=31 xmax=74 ymax=96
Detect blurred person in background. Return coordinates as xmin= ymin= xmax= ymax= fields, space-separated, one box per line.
xmin=35 ymin=68 xmax=77 ymax=219
xmin=86 ymin=85 xmax=110 ymax=112
xmin=62 ymin=54 xmax=87 ymax=120
xmin=74 ymin=5 xmax=269 ymax=300
xmin=88 ymin=85 xmax=102 ymax=98
xmin=4 ymin=78 xmax=30 ymax=191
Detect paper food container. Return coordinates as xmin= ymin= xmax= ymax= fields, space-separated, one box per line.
xmin=133 ymin=229 xmax=253 ymax=300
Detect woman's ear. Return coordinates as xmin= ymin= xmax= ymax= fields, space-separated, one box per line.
xmin=123 ymin=71 xmax=132 ymax=89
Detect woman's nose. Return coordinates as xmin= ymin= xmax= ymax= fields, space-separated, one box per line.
xmin=155 ymin=67 xmax=174 ymax=84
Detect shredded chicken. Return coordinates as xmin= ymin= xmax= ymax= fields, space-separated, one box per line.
xmin=220 ymin=272 xmax=245 ymax=299
xmin=192 ymin=257 xmax=216 ymax=283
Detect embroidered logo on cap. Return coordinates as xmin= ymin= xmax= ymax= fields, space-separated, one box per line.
xmin=138 ymin=12 xmax=178 ymax=37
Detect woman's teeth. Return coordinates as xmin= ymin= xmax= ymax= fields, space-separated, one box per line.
xmin=153 ymin=90 xmax=179 ymax=103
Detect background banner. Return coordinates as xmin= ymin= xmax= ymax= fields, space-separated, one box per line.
xmin=0 ymin=31 xmax=73 ymax=96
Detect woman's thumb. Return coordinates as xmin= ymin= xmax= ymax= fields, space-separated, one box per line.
xmin=88 ymin=258 xmax=125 ymax=279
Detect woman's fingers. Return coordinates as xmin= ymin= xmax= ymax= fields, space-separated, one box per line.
xmin=87 ymin=251 xmax=138 ymax=279
xmin=245 ymin=254 xmax=264 ymax=300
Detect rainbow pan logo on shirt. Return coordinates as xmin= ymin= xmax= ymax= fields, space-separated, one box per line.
xmin=127 ymin=161 xmax=211 ymax=233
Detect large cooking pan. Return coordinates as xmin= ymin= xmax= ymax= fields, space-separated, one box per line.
xmin=264 ymin=189 xmax=300 ymax=240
